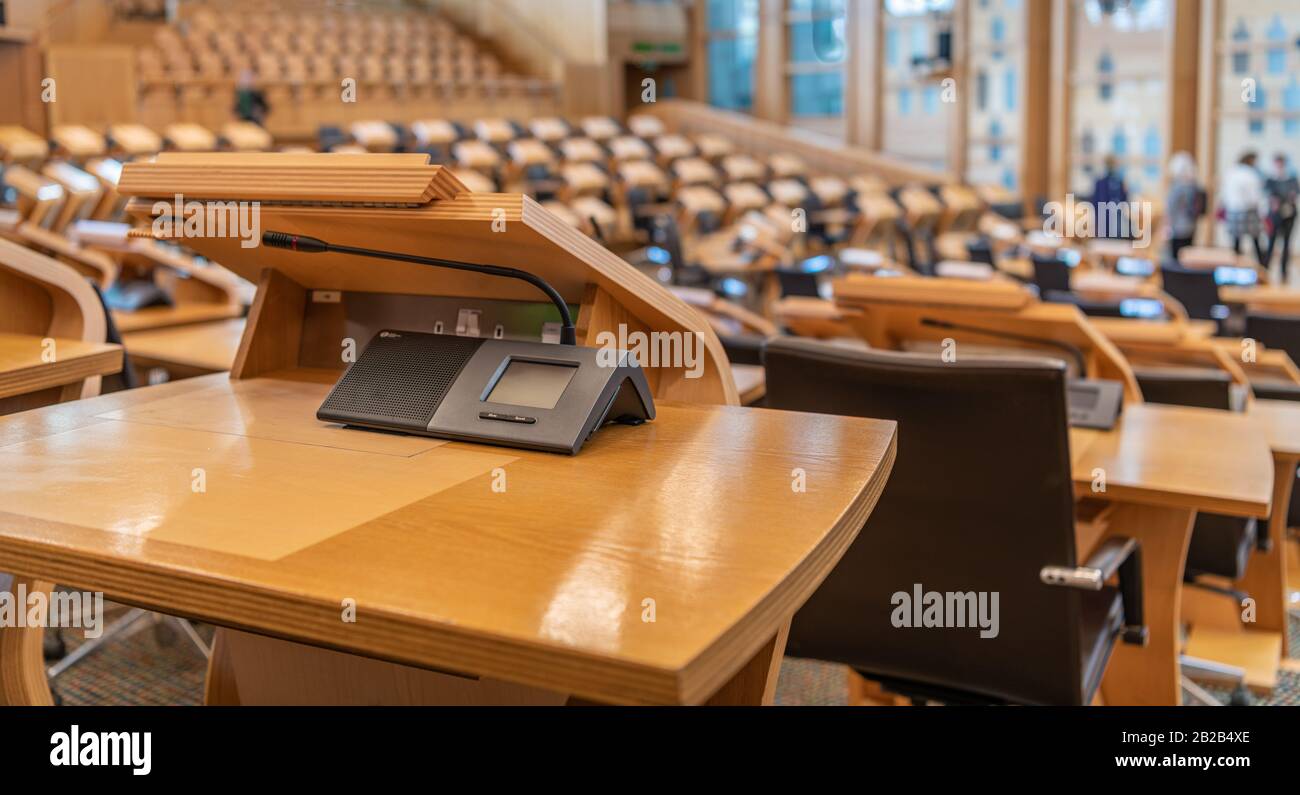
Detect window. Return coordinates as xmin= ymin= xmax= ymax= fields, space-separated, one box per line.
xmin=1285 ymin=77 xmax=1300 ymax=137
xmin=1231 ymin=17 xmax=1250 ymax=75
xmin=1070 ymin=0 xmax=1170 ymax=194
xmin=1266 ymin=15 xmax=1287 ymax=75
xmin=883 ymin=0 xmax=955 ymax=171
xmin=965 ymin=0 xmax=1022 ymax=189
xmin=922 ymin=85 xmax=940 ymax=114
xmin=786 ymin=0 xmax=846 ymax=136
xmin=1097 ymin=49 xmax=1114 ymax=101
xmin=1250 ymin=84 xmax=1267 ymax=136
xmin=706 ymin=0 xmax=759 ymax=111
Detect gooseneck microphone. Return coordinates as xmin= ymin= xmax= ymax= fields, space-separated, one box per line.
xmin=262 ymin=231 xmax=578 ymax=345
xmin=920 ymin=317 xmax=1088 ymax=378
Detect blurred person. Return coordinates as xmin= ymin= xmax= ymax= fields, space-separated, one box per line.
xmin=1264 ymin=152 xmax=1298 ymax=281
xmin=1091 ymin=154 xmax=1128 ymax=239
xmin=233 ymin=69 xmax=269 ymax=126
xmin=1165 ymin=151 xmax=1203 ymax=261
xmin=1221 ymin=151 xmax=1266 ymax=264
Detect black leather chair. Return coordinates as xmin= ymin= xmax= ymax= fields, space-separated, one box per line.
xmin=1159 ymin=263 xmax=1227 ymax=332
xmin=966 ymin=237 xmax=996 ymax=268
xmin=1245 ymin=313 xmax=1300 ymax=374
xmin=763 ymin=339 xmax=1146 ymax=705
xmin=1042 ymin=290 xmax=1127 ymax=318
xmin=1031 ymin=253 xmax=1072 ymax=295
xmin=1133 ymin=367 xmax=1237 ymax=412
xmin=775 ymin=269 xmax=822 ymax=299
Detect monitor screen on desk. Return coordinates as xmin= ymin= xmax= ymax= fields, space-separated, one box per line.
xmin=486 ymin=360 xmax=578 ymax=410
xmin=1116 ymin=256 xmax=1155 ymax=277
xmin=1120 ymin=298 xmax=1164 ymax=319
xmin=1057 ymin=248 xmax=1082 ymax=267
xmin=1214 ymin=266 xmax=1257 ymax=286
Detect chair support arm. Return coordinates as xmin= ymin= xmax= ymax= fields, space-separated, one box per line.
xmin=1041 ymin=537 xmax=1147 ymax=646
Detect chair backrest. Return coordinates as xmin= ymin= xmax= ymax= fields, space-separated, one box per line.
xmin=966 ymin=237 xmax=996 ymax=267
xmin=1031 ymin=253 xmax=1071 ymax=294
xmin=1245 ymin=313 xmax=1300 ymax=371
xmin=1160 ymin=263 xmax=1221 ymax=321
xmin=775 ymin=269 xmax=821 ymax=298
xmin=1133 ymin=368 xmax=1234 ymax=411
xmin=763 ymin=338 xmax=1090 ymax=704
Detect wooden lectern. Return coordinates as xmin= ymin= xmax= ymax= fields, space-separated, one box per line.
xmin=0 ymin=153 xmax=898 ymax=706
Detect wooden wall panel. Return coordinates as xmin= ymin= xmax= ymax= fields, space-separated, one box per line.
xmin=45 ymin=45 xmax=137 ymax=128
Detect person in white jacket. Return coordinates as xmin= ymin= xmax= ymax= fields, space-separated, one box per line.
xmin=1220 ymin=151 xmax=1267 ymax=264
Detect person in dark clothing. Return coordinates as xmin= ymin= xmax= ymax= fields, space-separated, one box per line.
xmin=1091 ymin=154 xmax=1129 ymax=239
xmin=1265 ymin=152 xmax=1298 ymax=281
xmin=233 ymin=69 xmax=270 ymax=125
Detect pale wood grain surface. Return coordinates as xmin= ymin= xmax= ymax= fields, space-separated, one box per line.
xmin=1069 ymin=404 xmax=1273 ymax=518
xmin=0 ymin=333 xmax=121 ymax=400
xmin=123 ymin=318 xmax=245 ymax=372
xmin=0 ymin=372 xmax=896 ymax=704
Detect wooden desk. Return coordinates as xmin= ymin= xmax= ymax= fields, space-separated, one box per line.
xmin=113 ymin=303 xmax=245 ymax=334
xmin=1222 ymin=285 xmax=1300 ymax=315
xmin=0 ymin=371 xmax=896 ymax=706
xmin=1069 ymin=404 xmax=1273 ymax=704
xmin=0 ymin=333 xmax=122 ymax=403
xmin=732 ymin=363 xmax=766 ymax=405
xmin=1240 ymin=400 xmax=1300 ymax=649
xmin=0 ymin=126 xmax=49 ymax=165
xmin=123 ymin=318 xmax=245 ymax=377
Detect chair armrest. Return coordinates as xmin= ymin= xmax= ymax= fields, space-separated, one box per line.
xmin=1041 ymin=537 xmax=1147 ymax=646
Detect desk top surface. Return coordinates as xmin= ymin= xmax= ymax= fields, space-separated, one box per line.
xmin=1069 ymin=404 xmax=1273 ymax=518
xmin=1248 ymin=399 xmax=1300 ymax=458
xmin=113 ymin=303 xmax=245 ymax=333
xmin=0 ymin=333 xmax=122 ymax=400
xmin=1221 ymin=284 xmax=1300 ymax=308
xmin=122 ymin=318 xmax=245 ymax=372
xmin=0 ymin=371 xmax=896 ymax=704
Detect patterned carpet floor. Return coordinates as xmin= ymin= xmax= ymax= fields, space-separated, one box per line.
xmin=47 ymin=601 xmax=1300 ymax=707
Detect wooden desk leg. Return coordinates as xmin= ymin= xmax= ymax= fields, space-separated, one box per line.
xmin=0 ymin=577 xmax=55 ymax=706
xmin=704 ymin=619 xmax=790 ymax=706
xmin=1236 ymin=454 xmax=1297 ymax=652
xmin=203 ymin=629 xmax=241 ymax=706
xmin=1099 ymin=503 xmax=1194 ymax=706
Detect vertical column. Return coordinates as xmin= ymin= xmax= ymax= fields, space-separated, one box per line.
xmin=948 ymin=0 xmax=969 ymax=181
xmin=1047 ymin=0 xmax=1073 ymax=201
xmin=754 ymin=0 xmax=788 ymax=124
xmin=844 ymin=0 xmax=883 ymax=150
xmin=1020 ymin=0 xmax=1052 ymax=210
xmin=1166 ymin=0 xmax=1202 ymax=194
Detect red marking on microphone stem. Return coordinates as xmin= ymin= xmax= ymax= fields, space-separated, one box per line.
xmin=291 ymin=235 xmax=298 ymax=251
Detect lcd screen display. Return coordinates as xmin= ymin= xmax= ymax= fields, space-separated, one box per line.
xmin=486 ymin=360 xmax=577 ymax=409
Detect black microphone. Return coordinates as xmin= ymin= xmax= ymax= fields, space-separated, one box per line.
xmin=920 ymin=317 xmax=1088 ymax=378
xmin=262 ymin=231 xmax=577 ymax=346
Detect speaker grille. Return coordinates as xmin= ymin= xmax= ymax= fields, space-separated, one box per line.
xmin=320 ymin=332 xmax=483 ymax=429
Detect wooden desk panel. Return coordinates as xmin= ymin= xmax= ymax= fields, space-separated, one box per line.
xmin=1069 ymin=404 xmax=1273 ymax=704
xmin=123 ymin=318 xmax=245 ymax=373
xmin=0 ymin=372 xmax=897 ymax=705
xmin=0 ymin=333 xmax=122 ymax=401
xmin=1070 ymin=405 xmax=1272 ymax=519
xmin=113 ymin=304 xmax=244 ymax=333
